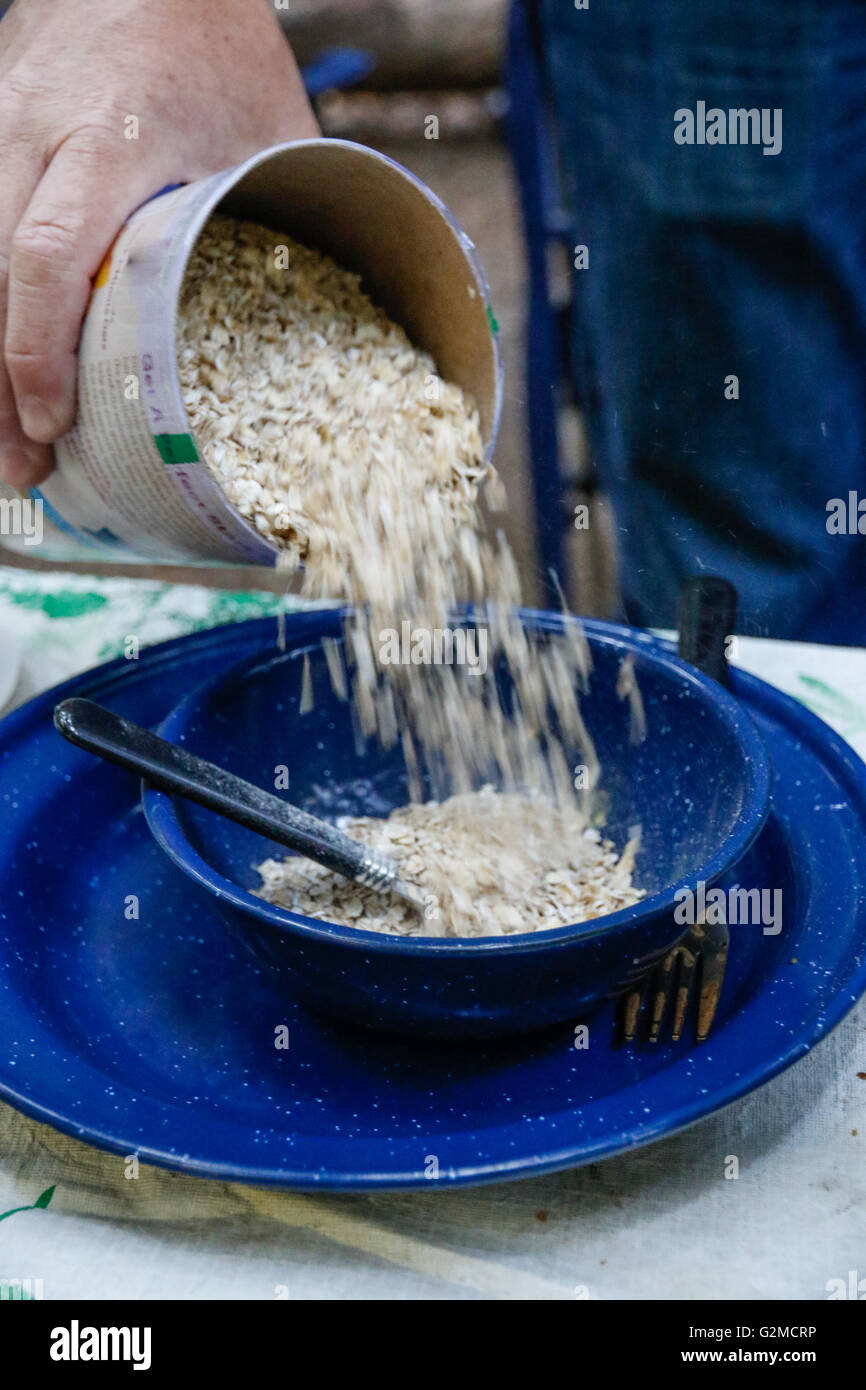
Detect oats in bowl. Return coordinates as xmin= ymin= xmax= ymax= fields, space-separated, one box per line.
xmin=255 ymin=786 xmax=643 ymax=939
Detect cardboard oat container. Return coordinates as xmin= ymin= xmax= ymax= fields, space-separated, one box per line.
xmin=0 ymin=139 xmax=502 ymax=565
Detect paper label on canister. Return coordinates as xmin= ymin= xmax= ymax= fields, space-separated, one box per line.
xmin=32 ymin=178 xmax=277 ymax=566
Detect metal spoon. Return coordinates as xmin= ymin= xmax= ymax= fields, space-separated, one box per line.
xmin=53 ymin=697 xmax=425 ymax=912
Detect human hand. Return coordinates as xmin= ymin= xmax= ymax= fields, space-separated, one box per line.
xmin=0 ymin=0 xmax=318 ymax=488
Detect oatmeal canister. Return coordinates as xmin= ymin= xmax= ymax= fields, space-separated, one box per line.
xmin=0 ymin=139 xmax=501 ymax=565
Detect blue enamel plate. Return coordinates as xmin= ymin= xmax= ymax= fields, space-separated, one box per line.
xmin=1 ymin=618 xmax=865 ymax=1189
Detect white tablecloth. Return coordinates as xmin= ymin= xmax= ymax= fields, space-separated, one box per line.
xmin=1 ymin=569 xmax=864 ymax=1301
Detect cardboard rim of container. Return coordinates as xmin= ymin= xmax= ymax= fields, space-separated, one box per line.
xmin=216 ymin=137 xmax=503 ymax=452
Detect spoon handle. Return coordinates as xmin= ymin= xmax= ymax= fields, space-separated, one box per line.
xmin=53 ymin=697 xmax=423 ymax=911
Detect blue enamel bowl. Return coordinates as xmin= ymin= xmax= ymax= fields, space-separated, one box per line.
xmin=144 ymin=609 xmax=771 ymax=1038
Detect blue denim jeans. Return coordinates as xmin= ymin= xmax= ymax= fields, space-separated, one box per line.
xmin=538 ymin=0 xmax=866 ymax=641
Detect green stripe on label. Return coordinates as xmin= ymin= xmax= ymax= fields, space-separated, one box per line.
xmin=154 ymin=432 xmax=199 ymax=464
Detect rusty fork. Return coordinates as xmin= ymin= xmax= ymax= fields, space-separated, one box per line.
xmin=622 ymin=914 xmax=729 ymax=1044
xmin=620 ymin=574 xmax=738 ymax=1045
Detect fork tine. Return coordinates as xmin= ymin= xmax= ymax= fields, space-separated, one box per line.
xmin=648 ymin=946 xmax=679 ymax=1042
xmin=621 ymin=913 xmax=729 ymax=1046
xmin=622 ymin=983 xmax=643 ymax=1042
xmin=697 ymin=922 xmax=729 ymax=1042
xmin=670 ymin=940 xmax=698 ymax=1042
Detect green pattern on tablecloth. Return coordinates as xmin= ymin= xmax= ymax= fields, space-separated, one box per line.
xmin=0 ymin=568 xmax=323 ymax=705
xmin=0 ymin=1185 xmax=55 ymax=1223
xmin=795 ymin=674 xmax=866 ymax=736
xmin=6 ymin=587 xmax=109 ymax=620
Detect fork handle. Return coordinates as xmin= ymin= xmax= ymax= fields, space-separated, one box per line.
xmin=678 ymin=576 xmax=738 ymax=687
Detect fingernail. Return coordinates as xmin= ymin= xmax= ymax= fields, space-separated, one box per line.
xmin=19 ymin=396 xmax=58 ymax=443
xmin=0 ymin=448 xmax=46 ymax=489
